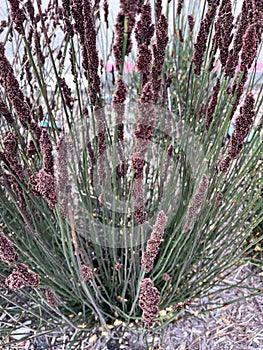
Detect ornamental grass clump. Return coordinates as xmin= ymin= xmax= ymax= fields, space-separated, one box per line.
xmin=0 ymin=0 xmax=262 ymax=348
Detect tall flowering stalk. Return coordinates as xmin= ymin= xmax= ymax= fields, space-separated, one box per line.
xmin=112 ymin=78 xmax=128 ymax=178
xmin=183 ymin=174 xmax=209 ymax=231
xmin=224 ymin=0 xmax=253 ymax=77
xmin=177 ymin=0 xmax=184 ymax=16
xmin=103 ymin=0 xmax=109 ymax=28
xmin=82 ymin=0 xmax=101 ymax=106
xmin=220 ymin=92 xmax=256 ymax=172
xmin=56 ymin=135 xmax=69 ymax=217
xmin=142 ymin=211 xmax=168 ymax=272
xmin=131 ymin=82 xmax=156 ymax=224
xmin=0 ymin=231 xmax=19 ymax=266
xmin=71 ymin=0 xmax=101 ymax=106
xmin=74 ymin=0 xmax=106 ymax=184
xmin=139 ymin=278 xmax=160 ymax=327
xmin=34 ymin=169 xmax=57 ymax=209
xmin=229 ymin=70 xmax=248 ymax=119
xmin=40 ymin=129 xmax=54 ymax=175
xmin=45 ymin=288 xmax=58 ymax=307
xmin=254 ymin=0 xmax=263 ymax=39
xmin=0 ymin=132 xmax=32 ymax=222
xmin=113 ymin=12 xmax=125 ymax=71
xmin=5 ymin=263 xmax=39 ymax=290
xmin=71 ymin=0 xmax=88 ymax=69
xmin=151 ymin=14 xmax=169 ymax=101
xmin=113 ymin=0 xmax=139 ymax=72
xmin=62 ymin=0 xmax=74 ymax=36
xmin=155 ymin=0 xmax=162 ymax=20
xmin=205 ymin=78 xmax=221 ymax=130
xmin=215 ymin=0 xmax=234 ymax=67
xmin=95 ymin=106 xmax=107 ymax=187
xmin=7 ymin=0 xmax=25 ymax=35
xmin=135 ymin=3 xmax=154 ymax=46
xmin=119 ymin=0 xmax=139 ymax=54
xmin=31 ymin=129 xmax=57 ymax=209
xmin=0 ymin=43 xmax=42 ymax=139
xmin=240 ymin=24 xmax=259 ymax=71
xmin=58 ymin=77 xmax=74 ymax=109
xmin=137 ymin=44 xmax=153 ymax=86
xmin=0 ymin=96 xmax=14 ymax=124
xmin=228 ymin=19 xmax=258 ymax=119
xmin=192 ymin=1 xmax=219 ymax=75
xmin=135 ymin=3 xmax=154 ymax=86
xmin=2 ymin=132 xmax=24 ymax=182
xmin=112 ymin=78 xmax=128 ymax=141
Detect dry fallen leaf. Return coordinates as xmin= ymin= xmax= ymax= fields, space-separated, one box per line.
xmin=114 ymin=319 xmax=123 ymax=327
xmin=88 ymin=334 xmax=98 ymax=344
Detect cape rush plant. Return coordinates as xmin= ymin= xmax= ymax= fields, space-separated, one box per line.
xmin=0 ymin=0 xmax=262 ymax=348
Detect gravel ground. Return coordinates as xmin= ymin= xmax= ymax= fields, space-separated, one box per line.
xmin=161 ymin=265 xmax=263 ymax=350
